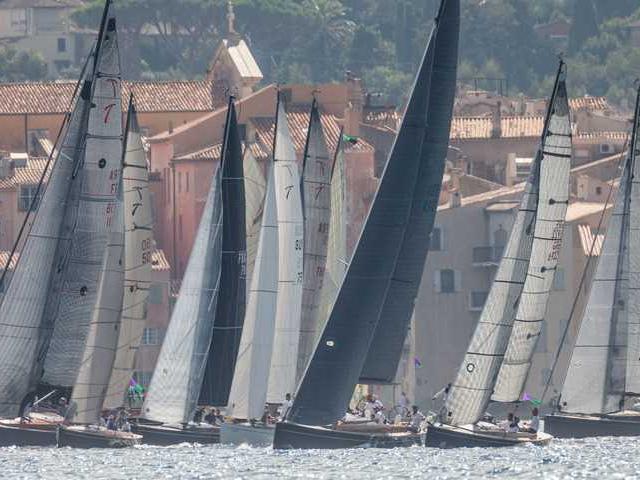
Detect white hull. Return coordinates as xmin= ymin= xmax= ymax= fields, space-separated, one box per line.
xmin=220 ymin=422 xmax=275 ymax=447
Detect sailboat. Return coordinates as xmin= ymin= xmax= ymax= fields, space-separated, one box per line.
xmin=273 ymin=0 xmax=459 ymax=450
xmin=424 ymin=62 xmax=572 ymax=449
xmin=0 ymin=0 xmax=125 ymax=448
xmin=134 ymin=97 xmax=245 ymax=445
xmin=543 ymin=85 xmax=640 ymax=439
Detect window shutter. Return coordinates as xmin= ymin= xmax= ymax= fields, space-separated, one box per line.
xmin=454 ymin=270 xmax=462 ymax=292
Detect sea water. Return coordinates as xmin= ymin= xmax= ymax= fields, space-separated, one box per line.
xmin=0 ymin=437 xmax=638 ymax=479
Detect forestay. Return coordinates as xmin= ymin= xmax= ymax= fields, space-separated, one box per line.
xmin=360 ymin=0 xmax=459 ymax=385
xmin=492 ymin=74 xmax=572 ymax=402
xmin=143 ymin=166 xmax=223 ymax=424
xmin=287 ymin=0 xmax=459 ymax=427
xmin=267 ymin=99 xmax=304 ymax=404
xmin=199 ymin=100 xmax=247 ymax=407
xmin=42 ymin=6 xmax=125 ymax=388
xmin=104 ymin=99 xmax=153 ymax=410
xmin=297 ymin=101 xmax=334 ymax=381
xmin=227 ymin=163 xmax=278 ymax=420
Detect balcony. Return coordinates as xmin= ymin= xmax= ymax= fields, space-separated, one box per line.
xmin=472 ymin=246 xmax=504 ymax=267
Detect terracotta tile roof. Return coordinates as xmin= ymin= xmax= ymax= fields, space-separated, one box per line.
xmin=577 ymin=224 xmax=604 ymax=257
xmin=252 ymin=106 xmax=374 ymax=159
xmin=0 ymin=157 xmax=49 ymax=190
xmin=575 ymin=131 xmax=628 ymax=141
xmin=0 ymin=81 xmax=215 ymax=114
xmin=151 ymin=249 xmax=170 ymax=272
xmin=0 ymin=0 xmax=83 ymax=7
xmin=450 ymin=116 xmax=545 ymax=139
xmin=569 ymin=96 xmax=609 ymax=112
xmin=0 ymin=251 xmax=19 ymax=271
xmin=174 ymin=143 xmax=223 ymax=162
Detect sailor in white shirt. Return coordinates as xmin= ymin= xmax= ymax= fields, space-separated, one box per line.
xmin=409 ymin=405 xmax=426 ymax=433
xmin=280 ymin=393 xmax=293 ymax=420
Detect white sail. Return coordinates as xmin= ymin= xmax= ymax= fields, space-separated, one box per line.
xmin=266 ymin=101 xmax=304 ymax=404
xmin=42 ymin=12 xmax=125 ymax=388
xmin=297 ymin=103 xmax=333 ymax=381
xmin=492 ymin=81 xmax=572 ymax=402
xmin=71 ymin=185 xmax=124 ymax=424
xmin=0 ymin=70 xmax=91 ymax=416
xmin=227 ymin=163 xmax=278 ymax=420
xmin=244 ymin=147 xmax=266 ymax=288
xmin=103 ymin=101 xmax=153 ymax=410
xmin=561 ymin=163 xmax=629 ymax=414
xmin=143 ymin=167 xmax=223 ymax=424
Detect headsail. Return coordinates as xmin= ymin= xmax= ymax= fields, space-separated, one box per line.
xmin=359 ymin=0 xmax=459 ymax=385
xmin=42 ymin=1 xmax=125 ymax=388
xmin=244 ymin=147 xmax=267 ymax=289
xmin=561 ymin=87 xmax=640 ymax=414
xmin=199 ymin=98 xmax=247 ymax=407
xmin=266 ymin=98 xmax=304 ymax=404
xmin=297 ymin=100 xmax=334 ymax=381
xmin=287 ymin=0 xmax=459 ymax=426
xmin=444 ymin=64 xmax=571 ymax=426
xmin=227 ymin=162 xmax=278 ymax=420
xmin=103 ymin=97 xmax=153 ymax=409
xmin=491 ymin=69 xmax=572 ymax=403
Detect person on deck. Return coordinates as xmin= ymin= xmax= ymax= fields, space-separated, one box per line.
xmin=499 ymin=412 xmax=514 ymax=431
xmin=280 ymin=393 xmax=293 ymax=420
xmin=525 ymin=408 xmax=539 ymax=434
xmin=409 ymin=405 xmax=425 ymax=433
xmin=507 ymin=416 xmax=520 ymax=433
xmin=57 ymin=397 xmax=68 ymax=417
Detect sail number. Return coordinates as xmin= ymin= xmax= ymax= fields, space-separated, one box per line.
xmin=141 ymin=237 xmax=152 ymax=264
xmin=547 ymin=221 xmax=565 ymax=262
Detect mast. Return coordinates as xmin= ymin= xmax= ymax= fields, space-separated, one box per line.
xmin=41 ymin=0 xmax=124 ymax=390
xmin=287 ymin=0 xmax=459 ymax=426
xmin=266 ymin=96 xmax=304 ymax=404
xmin=103 ymin=96 xmax=153 ymax=409
xmin=199 ymin=97 xmax=247 ymax=407
xmin=444 ymin=62 xmax=570 ymax=426
xmin=227 ymin=160 xmax=279 ymax=420
xmin=560 ymin=85 xmax=640 ymax=414
xmin=491 ymin=64 xmax=572 ymax=402
xmin=297 ymin=99 xmax=334 ymax=381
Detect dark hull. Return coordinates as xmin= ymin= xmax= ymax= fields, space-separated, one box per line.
xmin=425 ymin=424 xmax=552 ymax=449
xmin=132 ymin=423 xmax=220 ymax=446
xmin=56 ymin=426 xmax=141 ymax=449
xmin=544 ymin=414 xmax=640 ymax=438
xmin=273 ymin=422 xmax=422 ymax=450
xmin=0 ymin=423 xmax=57 ymax=447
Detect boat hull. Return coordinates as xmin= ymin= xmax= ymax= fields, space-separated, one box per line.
xmin=544 ymin=413 xmax=640 ymax=438
xmin=425 ymin=424 xmax=552 ymax=448
xmin=273 ymin=421 xmax=422 ymax=450
xmin=0 ymin=423 xmax=57 ymax=447
xmin=132 ymin=423 xmax=220 ymax=446
xmin=220 ymin=422 xmax=274 ymax=447
xmin=56 ymin=426 xmax=141 ymax=448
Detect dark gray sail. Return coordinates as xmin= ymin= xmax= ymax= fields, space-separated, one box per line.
xmin=288 ymin=0 xmax=459 ymax=426
xmin=199 ymin=99 xmax=247 ymax=406
xmin=359 ymin=0 xmax=459 ymax=384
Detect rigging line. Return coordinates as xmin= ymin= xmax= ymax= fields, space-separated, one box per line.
xmin=540 ymin=134 xmax=630 ymax=405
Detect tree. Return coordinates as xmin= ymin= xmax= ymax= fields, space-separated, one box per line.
xmin=0 ymin=47 xmax=47 ymax=81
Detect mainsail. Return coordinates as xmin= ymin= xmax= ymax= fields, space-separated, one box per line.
xmin=359 ymin=0 xmax=459 ymax=385
xmin=227 ymin=162 xmax=278 ymax=420
xmin=297 ymin=100 xmax=334 ymax=381
xmin=560 ymin=87 xmax=640 ymax=414
xmin=199 ymin=99 xmax=247 ymax=407
xmin=143 ymin=164 xmax=222 ymax=424
xmin=103 ymin=98 xmax=153 ymax=409
xmin=445 ymin=63 xmax=572 ymax=425
xmin=42 ymin=3 xmax=125 ymax=388
xmin=266 ymin=98 xmax=304 ymax=404
xmin=492 ymin=73 xmax=572 ymax=403
xmin=0 ymin=58 xmax=93 ymax=417
xmin=287 ymin=0 xmax=459 ymax=426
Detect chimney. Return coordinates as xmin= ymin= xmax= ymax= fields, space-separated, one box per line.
xmin=491 ymin=101 xmax=502 ymax=139
xmin=344 ymin=71 xmax=363 ymax=137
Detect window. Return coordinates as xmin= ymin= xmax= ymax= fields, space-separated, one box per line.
xmin=430 ymin=228 xmax=442 ymax=251
xmin=178 ymin=172 xmax=182 ymax=193
xmin=141 ymin=327 xmax=160 ymax=346
xmin=435 ymin=269 xmax=458 ymax=293
xmin=57 ymin=38 xmax=67 ymax=53
xmin=595 ymin=186 xmax=602 ymax=196
xmin=148 ymin=283 xmax=163 ymax=304
xmin=469 ymin=291 xmax=488 ymax=311
xmin=19 ymin=185 xmax=41 ymax=212
xmin=599 ymin=143 xmax=612 ymax=154
xmin=185 ymin=172 xmax=189 ymax=193
xmin=133 ymin=371 xmax=153 ymax=387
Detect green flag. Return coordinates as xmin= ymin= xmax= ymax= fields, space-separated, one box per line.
xmin=343 ymin=134 xmax=359 ymax=145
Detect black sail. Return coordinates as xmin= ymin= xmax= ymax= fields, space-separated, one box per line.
xmin=199 ymin=99 xmax=247 ymax=406
xmin=288 ymin=0 xmax=459 ymax=426
xmin=360 ymin=0 xmax=459 ymax=384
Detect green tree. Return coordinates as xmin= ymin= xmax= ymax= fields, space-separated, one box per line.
xmin=0 ymin=47 xmax=47 ymax=81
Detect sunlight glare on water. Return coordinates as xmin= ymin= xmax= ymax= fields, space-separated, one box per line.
xmin=0 ymin=437 xmax=639 ymax=479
